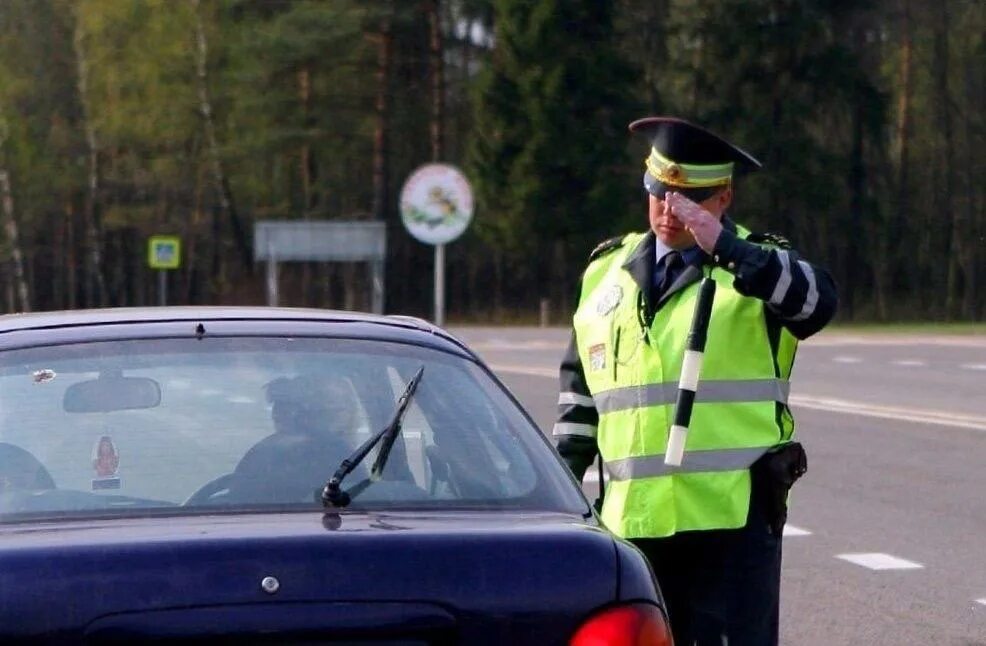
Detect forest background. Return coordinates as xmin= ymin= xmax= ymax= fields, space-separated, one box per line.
xmin=0 ymin=0 xmax=983 ymax=322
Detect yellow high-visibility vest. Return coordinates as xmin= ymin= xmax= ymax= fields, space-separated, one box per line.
xmin=573 ymin=230 xmax=797 ymax=538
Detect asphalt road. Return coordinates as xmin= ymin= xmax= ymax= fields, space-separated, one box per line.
xmin=451 ymin=326 xmax=986 ymax=646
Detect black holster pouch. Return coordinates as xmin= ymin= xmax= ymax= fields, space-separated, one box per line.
xmin=750 ymin=441 xmax=807 ymax=536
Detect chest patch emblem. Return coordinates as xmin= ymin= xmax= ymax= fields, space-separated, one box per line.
xmin=596 ymin=284 xmax=623 ymax=316
xmin=588 ymin=343 xmax=606 ymax=372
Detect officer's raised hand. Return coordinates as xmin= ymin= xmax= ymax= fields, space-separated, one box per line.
xmin=665 ymin=191 xmax=723 ymax=254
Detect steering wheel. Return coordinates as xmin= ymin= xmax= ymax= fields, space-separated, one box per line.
xmin=182 ymin=473 xmax=234 ymax=506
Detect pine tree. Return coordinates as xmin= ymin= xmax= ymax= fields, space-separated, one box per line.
xmin=468 ymin=0 xmax=639 ymax=311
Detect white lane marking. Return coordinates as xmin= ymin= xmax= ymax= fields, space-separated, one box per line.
xmin=491 ymin=364 xmax=557 ymax=378
xmin=489 ymin=365 xmax=986 ymax=432
xmin=976 ymin=598 xmax=986 ymax=607
xmin=783 ymin=525 xmax=812 ymax=537
xmin=891 ymin=359 xmax=926 ymax=367
xmin=961 ymin=363 xmax=986 ymax=371
xmin=836 ymin=553 xmax=923 ymax=570
xmin=471 ymin=340 xmax=564 ymax=351
xmin=200 ymin=388 xmax=222 ymax=396
xmin=806 ymin=336 xmax=986 ymax=348
xmin=791 ymin=395 xmax=986 ymax=432
xmin=832 ymin=356 xmax=862 ymax=364
xmin=226 ymin=396 xmax=254 ymax=404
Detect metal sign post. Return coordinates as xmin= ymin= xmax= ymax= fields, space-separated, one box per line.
xmin=147 ymin=235 xmax=181 ymax=307
xmin=399 ymin=164 xmax=473 ymax=327
xmin=434 ymin=244 xmax=445 ymax=326
xmin=265 ymin=240 xmax=278 ymax=307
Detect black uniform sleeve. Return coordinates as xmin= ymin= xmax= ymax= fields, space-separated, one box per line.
xmin=553 ymin=330 xmax=599 ymax=482
xmin=712 ymin=228 xmax=838 ymax=339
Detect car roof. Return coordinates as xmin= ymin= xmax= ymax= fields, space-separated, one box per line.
xmin=0 ymin=307 xmax=474 ymax=357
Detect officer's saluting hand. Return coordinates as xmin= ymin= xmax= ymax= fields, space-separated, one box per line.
xmin=665 ymin=191 xmax=723 ymax=253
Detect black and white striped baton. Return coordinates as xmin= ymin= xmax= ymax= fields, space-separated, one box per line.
xmin=665 ymin=275 xmax=717 ymax=466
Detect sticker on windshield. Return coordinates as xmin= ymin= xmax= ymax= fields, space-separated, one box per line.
xmin=91 ymin=435 xmax=121 ymax=491
xmin=32 ymin=369 xmax=56 ymax=384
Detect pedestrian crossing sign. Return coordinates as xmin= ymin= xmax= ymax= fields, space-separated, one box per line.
xmin=148 ymin=235 xmax=181 ymax=269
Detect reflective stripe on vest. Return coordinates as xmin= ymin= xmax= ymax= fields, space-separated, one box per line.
xmin=605 ymin=446 xmax=770 ymax=481
xmin=551 ymin=422 xmax=597 ymax=438
xmin=593 ymin=378 xmax=789 ymax=414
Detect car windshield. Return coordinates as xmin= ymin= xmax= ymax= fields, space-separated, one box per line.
xmin=0 ymin=335 xmax=586 ymax=521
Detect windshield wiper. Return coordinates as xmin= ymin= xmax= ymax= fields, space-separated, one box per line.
xmin=321 ymin=365 xmax=425 ymax=508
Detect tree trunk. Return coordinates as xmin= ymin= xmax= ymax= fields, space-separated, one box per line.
xmin=493 ymin=248 xmax=504 ymax=321
xmin=72 ymin=12 xmax=107 ymax=308
xmin=4 ymin=263 xmax=12 ymax=314
xmin=192 ymin=0 xmax=252 ymax=278
xmin=297 ymin=64 xmax=313 ymax=302
xmin=298 ymin=65 xmax=314 ymax=216
xmin=185 ymin=167 xmax=204 ymax=304
xmin=371 ymin=11 xmax=393 ymax=222
xmin=427 ymin=0 xmax=445 ymax=162
xmin=936 ymin=0 xmax=960 ymax=318
xmin=466 ymin=243 xmax=480 ymax=317
xmin=52 ymin=212 xmax=65 ymax=309
xmin=0 ymin=168 xmax=31 ymax=312
xmin=65 ymin=202 xmax=77 ymax=309
xmin=887 ymin=0 xmax=914 ymax=319
xmin=959 ymin=48 xmax=981 ymax=319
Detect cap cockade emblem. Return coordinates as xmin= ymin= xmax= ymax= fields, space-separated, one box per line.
xmin=663 ymin=162 xmax=684 ymax=183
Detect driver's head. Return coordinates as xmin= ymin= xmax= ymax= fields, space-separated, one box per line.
xmin=264 ymin=375 xmax=358 ymax=436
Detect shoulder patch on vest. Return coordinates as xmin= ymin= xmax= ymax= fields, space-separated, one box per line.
xmin=746 ymin=232 xmax=792 ymax=250
xmin=589 ymin=236 xmax=625 ymax=261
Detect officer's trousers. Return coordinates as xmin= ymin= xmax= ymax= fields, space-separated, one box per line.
xmin=630 ymin=491 xmax=782 ymax=646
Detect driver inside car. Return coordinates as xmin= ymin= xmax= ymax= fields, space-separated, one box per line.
xmin=226 ymin=375 xmax=367 ymax=504
xmin=0 ymin=442 xmax=55 ymax=494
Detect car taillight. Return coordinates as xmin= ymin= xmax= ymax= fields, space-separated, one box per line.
xmin=570 ymin=603 xmax=673 ymax=646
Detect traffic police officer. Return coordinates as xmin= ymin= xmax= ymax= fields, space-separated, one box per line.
xmin=554 ymin=117 xmax=837 ymax=645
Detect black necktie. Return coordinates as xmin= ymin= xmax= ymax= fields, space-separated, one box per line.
xmin=655 ymin=251 xmax=683 ymax=296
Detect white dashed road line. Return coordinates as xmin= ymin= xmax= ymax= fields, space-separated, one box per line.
xmin=832 ymin=356 xmax=862 ymax=364
xmin=976 ymin=599 xmax=986 ymax=607
xmin=892 ymin=359 xmax=926 ymax=367
xmin=836 ymin=553 xmax=924 ymax=571
xmin=961 ymin=363 xmax=986 ymax=371
xmin=783 ymin=525 xmax=812 ymax=537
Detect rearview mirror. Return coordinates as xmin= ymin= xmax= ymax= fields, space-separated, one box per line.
xmin=63 ymin=375 xmax=162 ymax=413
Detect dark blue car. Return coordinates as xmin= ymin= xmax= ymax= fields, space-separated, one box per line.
xmin=0 ymin=308 xmax=668 ymax=644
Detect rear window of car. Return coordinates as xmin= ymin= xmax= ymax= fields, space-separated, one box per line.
xmin=0 ymin=336 xmax=586 ymax=521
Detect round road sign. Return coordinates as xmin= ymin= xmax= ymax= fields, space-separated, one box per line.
xmin=399 ymin=164 xmax=473 ymax=245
